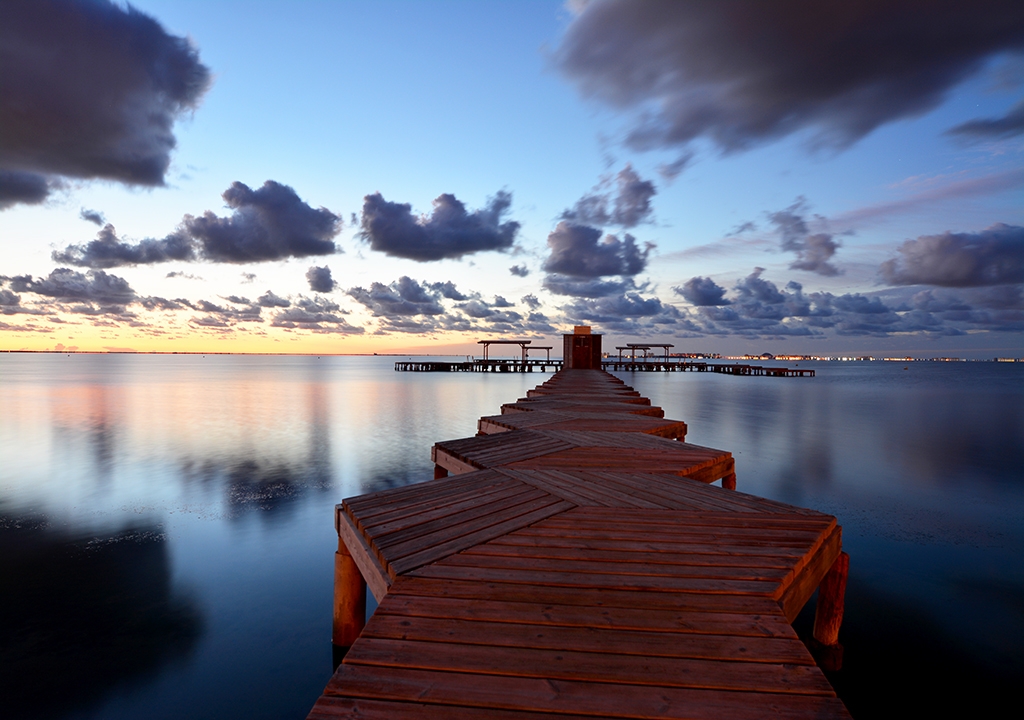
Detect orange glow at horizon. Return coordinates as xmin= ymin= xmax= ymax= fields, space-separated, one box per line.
xmin=0 ymin=322 xmax=553 ymax=355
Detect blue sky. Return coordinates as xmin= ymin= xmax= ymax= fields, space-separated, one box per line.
xmin=1 ymin=0 xmax=1022 ymax=357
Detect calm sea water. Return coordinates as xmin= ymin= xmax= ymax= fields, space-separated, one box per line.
xmin=1 ymin=354 xmax=1021 ymax=718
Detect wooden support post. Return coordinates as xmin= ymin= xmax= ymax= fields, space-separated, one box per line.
xmin=813 ymin=551 xmax=849 ymax=647
xmin=722 ymin=472 xmax=737 ymax=491
xmin=434 ymin=464 xmax=448 ymax=479
xmin=333 ymin=538 xmax=366 ymax=647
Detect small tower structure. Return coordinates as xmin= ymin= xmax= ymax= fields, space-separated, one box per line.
xmin=562 ymin=325 xmax=603 ymax=370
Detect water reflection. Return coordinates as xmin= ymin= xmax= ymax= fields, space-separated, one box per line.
xmin=2 ymin=355 xmax=1019 ymax=719
xmin=0 ymin=354 xmax=540 ymax=720
xmin=794 ymin=573 xmax=1024 ymax=717
xmin=0 ymin=516 xmax=203 ymax=720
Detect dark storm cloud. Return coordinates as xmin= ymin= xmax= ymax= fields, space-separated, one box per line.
xmin=270 ymin=296 xmax=363 ymax=334
xmin=347 ymin=276 xmax=447 ymax=317
xmin=429 ymin=281 xmax=468 ymax=301
xmin=879 ymin=223 xmax=1024 ymax=287
xmin=306 ymin=265 xmax=336 ymax=293
xmin=562 ymin=164 xmax=656 ymax=228
xmin=509 ymin=264 xmax=530 ymax=277
xmin=542 ymin=275 xmax=630 ymax=298
xmin=139 ymin=296 xmax=190 ymax=311
xmin=360 ymin=190 xmax=520 ymax=261
xmin=669 ymin=268 xmax=1023 ymax=338
xmin=523 ymin=311 xmax=558 ymax=333
xmin=0 ymin=0 xmax=210 ymax=189
xmin=10 ymin=268 xmax=136 ymax=305
xmin=189 ymin=298 xmax=263 ymax=326
xmin=344 ymin=276 xmax=534 ymax=335
xmin=907 ymin=286 xmax=1024 ymax=332
xmin=454 ymin=296 xmax=521 ymax=320
xmin=946 ymin=100 xmax=1024 ymax=141
xmin=0 ymin=170 xmax=54 ymax=209
xmin=554 ymin=1 xmax=1024 ymax=154
xmin=185 ymin=181 xmax=340 ymax=263
xmin=521 ymin=294 xmax=541 ymax=310
xmin=543 ymin=222 xmax=652 ymax=278
xmin=675 ymin=276 xmax=730 ymax=306
xmin=53 ymin=224 xmax=196 ymax=268
xmin=768 ymin=199 xmax=841 ymax=276
xmin=79 ymin=208 xmax=106 ymax=226
xmin=458 ymin=299 xmax=495 ymax=319
xmin=257 ymin=291 xmax=290 ymax=308
xmin=53 ymin=181 xmax=340 ymax=267
xmin=567 ymin=293 xmax=673 ymax=319
xmin=562 ymin=292 xmax=692 ymax=336
xmin=0 ymin=288 xmax=21 ymax=308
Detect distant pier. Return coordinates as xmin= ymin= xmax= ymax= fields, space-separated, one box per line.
xmin=395 ymin=357 xmax=814 ymax=377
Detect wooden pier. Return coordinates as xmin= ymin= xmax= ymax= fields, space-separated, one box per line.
xmin=395 ymin=359 xmax=563 ymax=373
xmin=310 ymin=343 xmax=849 ymax=718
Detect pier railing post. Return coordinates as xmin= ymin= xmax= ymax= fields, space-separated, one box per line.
xmin=813 ymin=551 xmax=849 ymax=648
xmin=333 ymin=537 xmax=367 ymax=648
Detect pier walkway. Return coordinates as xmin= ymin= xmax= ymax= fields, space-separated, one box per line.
xmin=310 ymin=369 xmax=849 ymax=719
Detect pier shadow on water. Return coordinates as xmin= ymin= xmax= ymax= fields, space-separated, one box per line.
xmin=0 ymin=516 xmax=204 ymax=720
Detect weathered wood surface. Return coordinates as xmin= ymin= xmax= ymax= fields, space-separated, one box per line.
xmin=312 ymin=368 xmax=849 ymax=718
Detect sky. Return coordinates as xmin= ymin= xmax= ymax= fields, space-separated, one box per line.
xmin=1 ymin=0 xmax=1022 ymax=358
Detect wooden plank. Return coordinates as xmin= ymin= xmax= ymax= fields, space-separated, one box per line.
xmin=484 ymin=533 xmax=809 ymax=559
xmin=462 ymin=542 xmax=802 ymax=568
xmin=386 ymin=500 xmax=576 ymax=575
xmin=344 ymin=470 xmax=506 ymax=515
xmin=344 ymin=638 xmax=837 ymax=695
xmin=431 ymin=448 xmax=481 ymax=475
xmin=378 ymin=495 xmax=572 ymax=558
xmin=322 ymin=665 xmax=851 ymax=719
xmin=361 ymin=481 xmax=539 ymax=539
xmin=353 ymin=473 xmax=515 ymax=526
xmin=496 ymin=468 xmax=639 ymax=508
xmin=374 ymin=592 xmax=799 ymax=636
xmin=372 ymin=486 xmax=551 ymax=550
xmin=777 ymin=523 xmax=843 ymax=622
xmin=541 ymin=507 xmax=835 ymax=530
xmin=438 ymin=552 xmax=793 ymax=582
xmin=512 ymin=524 xmax=829 ymax=547
xmin=408 ymin=563 xmax=780 ymax=595
xmin=384 ymin=576 xmax=785 ymax=615
xmin=362 ymin=614 xmax=816 ymax=665
xmin=504 ymin=467 xmax=674 ymax=509
xmin=337 ymin=510 xmax=390 ymax=602
xmin=310 ymin=696 xmax=616 ymax=720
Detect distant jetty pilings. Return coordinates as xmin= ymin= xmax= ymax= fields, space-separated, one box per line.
xmin=395 ymin=357 xmax=814 ymax=377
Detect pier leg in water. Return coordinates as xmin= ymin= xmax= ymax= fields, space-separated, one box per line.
xmin=722 ymin=472 xmax=737 ymax=490
xmin=332 ymin=538 xmax=366 ymax=650
xmin=434 ymin=464 xmax=448 ymax=479
xmin=811 ymin=551 xmax=849 ymax=670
